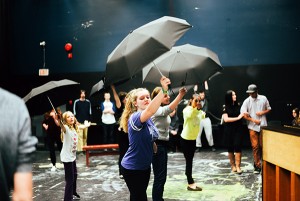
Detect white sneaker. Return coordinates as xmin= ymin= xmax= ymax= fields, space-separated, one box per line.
xmin=51 ymin=166 xmax=56 ymax=172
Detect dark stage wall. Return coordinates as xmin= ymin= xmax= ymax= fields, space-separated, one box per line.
xmin=3 ymin=64 xmax=299 ymax=126
xmin=1 ymin=0 xmax=299 ymax=127
xmin=1 ymin=0 xmax=300 ymax=75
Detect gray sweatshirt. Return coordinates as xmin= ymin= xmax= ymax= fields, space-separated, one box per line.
xmin=151 ymin=105 xmax=173 ymax=141
xmin=0 ymin=88 xmax=37 ymax=200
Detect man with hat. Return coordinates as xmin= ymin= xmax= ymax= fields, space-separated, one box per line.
xmin=240 ymin=84 xmax=271 ymax=174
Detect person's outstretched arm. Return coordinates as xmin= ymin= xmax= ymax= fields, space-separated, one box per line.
xmin=111 ymin=85 xmax=121 ymax=109
xmin=204 ymin=80 xmax=208 ymax=90
xmin=140 ymin=76 xmax=170 ymax=123
xmin=168 ymin=87 xmax=187 ymax=111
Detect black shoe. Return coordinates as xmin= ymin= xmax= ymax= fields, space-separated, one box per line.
xmin=253 ymin=166 xmax=261 ymax=174
xmin=73 ymin=192 xmax=80 ymax=199
xmin=187 ymin=186 xmax=202 ymax=191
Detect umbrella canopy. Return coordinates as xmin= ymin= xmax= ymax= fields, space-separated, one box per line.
xmin=142 ymin=44 xmax=223 ymax=88
xmin=104 ymin=16 xmax=192 ymax=86
xmin=23 ymin=79 xmax=80 ymax=116
xmin=89 ymin=79 xmax=105 ymax=97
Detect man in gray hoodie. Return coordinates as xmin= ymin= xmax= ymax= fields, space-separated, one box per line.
xmin=0 ymin=88 xmax=37 ymax=201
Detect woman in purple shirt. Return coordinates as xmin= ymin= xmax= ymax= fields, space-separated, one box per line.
xmin=120 ymin=76 xmax=170 ymax=201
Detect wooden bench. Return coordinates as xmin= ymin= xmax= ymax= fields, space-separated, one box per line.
xmin=82 ymin=144 xmax=119 ymax=167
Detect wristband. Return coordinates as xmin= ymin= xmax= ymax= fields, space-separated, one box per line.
xmin=161 ymin=88 xmax=168 ymax=94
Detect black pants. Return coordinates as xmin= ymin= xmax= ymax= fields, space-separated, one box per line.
xmin=180 ymin=137 xmax=196 ymax=184
xmin=102 ymin=123 xmax=115 ymax=144
xmin=63 ymin=160 xmax=77 ymax=201
xmin=116 ymin=129 xmax=129 ymax=175
xmin=152 ymin=142 xmax=168 ymax=201
xmin=121 ymin=166 xmax=151 ymax=201
xmin=168 ymin=132 xmax=180 ymax=152
xmin=48 ymin=135 xmax=62 ymax=166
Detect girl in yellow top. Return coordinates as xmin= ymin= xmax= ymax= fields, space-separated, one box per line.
xmin=180 ymin=95 xmax=205 ymax=191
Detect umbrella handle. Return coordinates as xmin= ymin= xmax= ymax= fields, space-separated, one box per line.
xmin=152 ymin=62 xmax=164 ymax=77
xmin=47 ymin=96 xmax=65 ymax=127
xmin=152 ymin=62 xmax=176 ymax=96
xmin=47 ymin=96 xmax=57 ymax=115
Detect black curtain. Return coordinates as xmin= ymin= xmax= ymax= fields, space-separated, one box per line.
xmin=0 ymin=0 xmax=13 ymax=88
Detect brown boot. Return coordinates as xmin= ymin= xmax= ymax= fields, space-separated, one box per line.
xmin=235 ymin=152 xmax=243 ymax=174
xmin=228 ymin=152 xmax=237 ymax=172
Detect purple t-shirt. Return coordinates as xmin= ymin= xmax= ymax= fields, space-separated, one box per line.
xmin=121 ymin=112 xmax=159 ymax=170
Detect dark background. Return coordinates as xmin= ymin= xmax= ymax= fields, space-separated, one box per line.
xmin=1 ymin=0 xmax=300 ymax=126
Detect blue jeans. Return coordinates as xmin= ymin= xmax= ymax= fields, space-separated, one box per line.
xmin=152 ymin=142 xmax=168 ymax=201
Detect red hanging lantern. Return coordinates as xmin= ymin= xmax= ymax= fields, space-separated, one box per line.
xmin=67 ymin=53 xmax=73 ymax=59
xmin=65 ymin=43 xmax=73 ymax=59
xmin=64 ymin=43 xmax=72 ymax=52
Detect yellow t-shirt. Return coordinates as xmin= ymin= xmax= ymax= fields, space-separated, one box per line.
xmin=181 ymin=106 xmax=205 ymax=140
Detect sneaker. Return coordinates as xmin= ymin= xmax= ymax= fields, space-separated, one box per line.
xmin=73 ymin=192 xmax=80 ymax=199
xmin=51 ymin=166 xmax=56 ymax=172
xmin=211 ymin=146 xmax=216 ymax=152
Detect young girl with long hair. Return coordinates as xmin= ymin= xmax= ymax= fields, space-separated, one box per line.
xmin=60 ymin=111 xmax=90 ymax=201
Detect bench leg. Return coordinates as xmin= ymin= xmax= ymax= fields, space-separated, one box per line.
xmin=85 ymin=151 xmax=90 ymax=167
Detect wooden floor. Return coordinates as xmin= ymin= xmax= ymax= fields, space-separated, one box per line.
xmin=31 ymin=148 xmax=262 ymax=201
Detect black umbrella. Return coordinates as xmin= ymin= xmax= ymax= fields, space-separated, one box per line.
xmin=142 ymin=44 xmax=223 ymax=88
xmin=23 ymin=79 xmax=80 ymax=116
xmin=89 ymin=79 xmax=105 ymax=97
xmin=104 ymin=16 xmax=192 ymax=86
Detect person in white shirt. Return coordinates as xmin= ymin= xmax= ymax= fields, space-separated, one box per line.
xmin=100 ymin=92 xmax=116 ymax=144
xmin=240 ymin=84 xmax=271 ymax=174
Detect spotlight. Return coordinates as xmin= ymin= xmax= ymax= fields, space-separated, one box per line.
xmin=39 ymin=41 xmax=46 ymax=47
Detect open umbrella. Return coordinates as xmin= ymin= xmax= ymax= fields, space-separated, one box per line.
xmin=89 ymin=79 xmax=105 ymax=97
xmin=23 ymin=79 xmax=80 ymax=116
xmin=104 ymin=16 xmax=192 ymax=86
xmin=142 ymin=44 xmax=223 ymax=88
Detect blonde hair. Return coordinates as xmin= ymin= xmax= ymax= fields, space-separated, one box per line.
xmin=119 ymin=88 xmax=148 ymax=133
xmin=62 ymin=111 xmax=79 ymax=133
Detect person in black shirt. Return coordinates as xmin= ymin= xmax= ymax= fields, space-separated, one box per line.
xmin=111 ymin=85 xmax=128 ymax=179
xmin=42 ymin=108 xmax=63 ymax=171
xmin=73 ymin=90 xmax=92 ymax=152
xmin=222 ymin=90 xmax=245 ymax=174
